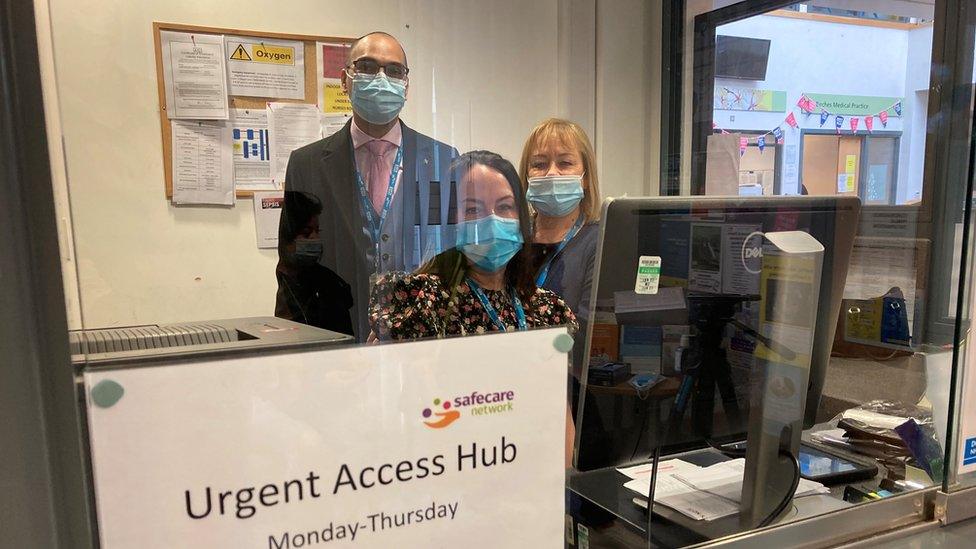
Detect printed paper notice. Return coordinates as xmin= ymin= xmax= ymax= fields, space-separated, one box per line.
xmin=252 ymin=191 xmax=284 ymax=248
xmin=231 ymin=108 xmax=274 ymax=191
xmin=634 ymin=256 xmax=661 ymax=295
xmin=837 ymin=173 xmax=854 ymax=193
xmin=689 ymin=223 xmax=723 ymax=293
xmin=226 ymin=37 xmax=305 ymax=99
xmin=721 ymin=224 xmax=761 ymax=295
xmin=171 ymin=121 xmax=233 ymax=205
xmin=268 ymin=102 xmax=321 ymax=185
xmin=317 ymin=42 xmax=353 ymax=114
xmin=160 ymin=31 xmax=228 ymax=119
xmin=322 ymin=113 xmax=351 ymax=138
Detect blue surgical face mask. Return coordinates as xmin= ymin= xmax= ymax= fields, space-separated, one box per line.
xmin=293 ymin=238 xmax=323 ymax=266
xmin=455 ymin=215 xmax=524 ymax=273
xmin=349 ymin=72 xmax=407 ymax=125
xmin=526 ymin=174 xmax=584 ymax=217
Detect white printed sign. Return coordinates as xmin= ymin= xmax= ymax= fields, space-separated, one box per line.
xmin=226 ymin=36 xmax=305 ymax=100
xmin=84 ymin=330 xmax=567 ymax=548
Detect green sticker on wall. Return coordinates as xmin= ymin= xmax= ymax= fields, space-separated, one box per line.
xmin=91 ymin=380 xmax=124 ymax=408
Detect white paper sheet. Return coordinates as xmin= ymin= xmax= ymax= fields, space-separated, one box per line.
xmin=231 ymin=108 xmax=274 ymax=191
xmin=721 ymin=224 xmax=762 ymax=295
xmin=225 ymin=36 xmax=305 ymax=99
xmin=617 ymin=459 xmax=700 ymax=481
xmin=252 ymin=191 xmax=284 ymax=248
xmin=268 ymin=102 xmax=322 ymax=186
xmin=322 ymin=112 xmax=351 ymax=138
xmin=171 ymin=120 xmax=234 ymax=205
xmin=689 ymin=223 xmax=723 ymax=293
xmin=843 ymin=236 xmax=923 ymax=326
xmin=316 ymin=42 xmax=353 ymax=114
xmin=160 ymin=31 xmax=228 ymax=119
xmin=624 ymin=458 xmax=829 ymax=521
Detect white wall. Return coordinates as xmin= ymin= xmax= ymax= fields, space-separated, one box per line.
xmin=902 ymin=25 xmax=934 ymax=204
xmin=595 ymin=0 xmax=660 ymax=198
xmin=43 ymin=0 xmax=659 ymax=328
xmin=45 ymin=0 xmax=558 ymax=328
xmin=681 ymin=4 xmax=935 ymax=200
xmin=714 ymin=14 xmax=913 ymax=196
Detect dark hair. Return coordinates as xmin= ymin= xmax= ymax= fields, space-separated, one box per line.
xmin=418 ymin=150 xmax=537 ymax=300
xmin=279 ymin=191 xmax=322 ymax=245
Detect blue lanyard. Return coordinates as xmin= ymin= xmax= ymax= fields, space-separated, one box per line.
xmin=465 ymin=278 xmax=527 ymax=332
xmin=535 ymin=216 xmax=585 ymax=286
xmin=354 ymin=145 xmax=403 ymax=245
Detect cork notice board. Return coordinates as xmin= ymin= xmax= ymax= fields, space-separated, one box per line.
xmin=152 ymin=22 xmax=354 ymax=198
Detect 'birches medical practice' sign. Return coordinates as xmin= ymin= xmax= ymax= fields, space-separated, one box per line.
xmin=83 ymin=329 xmax=567 ymax=548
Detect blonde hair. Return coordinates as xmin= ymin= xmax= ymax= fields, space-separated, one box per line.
xmin=518 ymin=118 xmax=602 ymax=222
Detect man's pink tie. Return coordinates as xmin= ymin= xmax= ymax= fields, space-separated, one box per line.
xmin=366 ymin=139 xmax=395 ymax=215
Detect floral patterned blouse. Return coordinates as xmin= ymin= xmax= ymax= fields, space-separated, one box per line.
xmin=368 ymin=273 xmax=578 ymax=341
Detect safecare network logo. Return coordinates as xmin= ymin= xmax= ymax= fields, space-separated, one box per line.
xmin=421 ymin=390 xmax=516 ymax=429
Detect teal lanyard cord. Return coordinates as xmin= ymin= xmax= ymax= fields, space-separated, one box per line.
xmin=354 ymin=145 xmax=403 ymax=245
xmin=535 ymin=215 xmax=584 ymax=286
xmin=465 ymin=278 xmax=527 ymax=332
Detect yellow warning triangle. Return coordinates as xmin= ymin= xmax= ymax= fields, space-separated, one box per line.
xmin=230 ymin=44 xmax=251 ymax=61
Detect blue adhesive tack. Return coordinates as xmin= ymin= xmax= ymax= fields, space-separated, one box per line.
xmin=553 ymin=333 xmax=575 ymax=353
xmin=91 ymin=380 xmax=124 ymax=408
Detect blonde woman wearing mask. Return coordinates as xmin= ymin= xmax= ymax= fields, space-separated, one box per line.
xmin=520 ymin=118 xmax=608 ymax=471
xmin=519 ymin=118 xmax=601 ymax=326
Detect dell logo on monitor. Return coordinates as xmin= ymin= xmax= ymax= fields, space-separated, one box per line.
xmin=741 ymin=231 xmax=765 ymax=274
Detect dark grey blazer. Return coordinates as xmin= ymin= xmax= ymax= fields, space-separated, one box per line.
xmin=276 ymin=119 xmax=459 ymax=341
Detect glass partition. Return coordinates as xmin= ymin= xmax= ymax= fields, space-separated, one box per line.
xmin=629 ymin=0 xmax=974 ymax=544
xmin=35 ymin=0 xmax=976 ymax=546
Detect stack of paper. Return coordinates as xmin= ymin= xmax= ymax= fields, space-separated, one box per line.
xmin=620 ymin=459 xmax=829 ymax=521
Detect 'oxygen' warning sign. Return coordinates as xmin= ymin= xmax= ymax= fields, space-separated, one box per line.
xmin=229 ymin=42 xmax=295 ymax=65
xmin=225 ymin=36 xmax=305 ymax=100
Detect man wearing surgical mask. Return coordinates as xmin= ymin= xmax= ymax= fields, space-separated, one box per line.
xmin=275 ymin=31 xmax=458 ymax=340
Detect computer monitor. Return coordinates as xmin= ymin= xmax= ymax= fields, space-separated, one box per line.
xmin=574 ymin=196 xmax=860 ymax=472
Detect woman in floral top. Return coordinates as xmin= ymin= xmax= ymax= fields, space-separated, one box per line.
xmin=369 ymin=151 xmax=577 ymax=468
xmin=369 ymin=150 xmax=577 ymax=341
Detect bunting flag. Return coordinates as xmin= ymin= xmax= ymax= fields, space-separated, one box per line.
xmin=713 ymin=95 xmax=900 ymax=151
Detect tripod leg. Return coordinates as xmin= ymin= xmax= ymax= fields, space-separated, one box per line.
xmin=714 ymin=349 xmax=744 ymax=431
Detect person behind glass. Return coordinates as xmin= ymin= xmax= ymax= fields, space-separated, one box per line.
xmin=519 ymin=119 xmax=601 ymax=371
xmin=368 ymin=150 xmax=577 ymax=340
xmin=275 ymin=192 xmax=354 ymax=335
xmin=370 ymin=150 xmax=577 ymax=467
xmin=520 ymin=118 xmax=609 ymax=472
xmin=275 ymin=31 xmax=457 ymax=340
